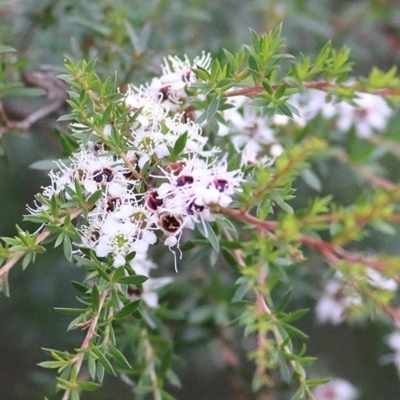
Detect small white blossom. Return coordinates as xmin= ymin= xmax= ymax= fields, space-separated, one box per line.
xmin=286 ymin=89 xmax=392 ymax=138
xmin=335 ymin=92 xmax=392 ymax=138
xmin=160 ymin=51 xmax=211 ymax=91
xmin=367 ymin=269 xmax=397 ymax=291
xmin=315 ymin=280 xmax=361 ymax=325
xmin=288 ymin=89 xmax=338 ymax=124
xmin=95 ymin=219 xmax=137 ymax=267
xmin=218 ymin=95 xmax=286 ymax=163
xmin=124 ymin=86 xmax=167 ymax=127
xmin=384 ymin=330 xmax=400 ymax=373
xmin=136 ymin=52 xmax=212 ymax=111
xmin=315 ymin=268 xmax=396 ymax=325
xmin=129 ymin=125 xmax=170 ymax=168
xmin=128 ymin=253 xmax=173 ymax=308
xmin=313 ymin=379 xmax=357 ymax=400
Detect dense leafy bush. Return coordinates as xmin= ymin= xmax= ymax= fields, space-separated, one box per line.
xmin=2 ymin=1 xmax=400 ymax=400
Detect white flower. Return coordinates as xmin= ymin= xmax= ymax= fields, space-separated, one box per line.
xmin=367 ymin=269 xmax=397 ymax=291
xmin=288 ymin=89 xmax=338 ymax=123
xmin=95 ymin=220 xmax=137 ymax=267
xmin=41 ymin=169 xmax=71 ymax=199
xmin=315 ymin=280 xmax=361 ymax=325
xmin=218 ymin=96 xmax=283 ymax=163
xmin=62 ymin=147 xmax=132 ymax=197
xmin=387 ymin=331 xmax=400 ymax=352
xmin=160 ymin=51 xmax=211 ymax=91
xmin=164 ymin=115 xmax=208 ymax=155
xmin=155 ymin=157 xmax=243 ymax=218
xmin=87 ymin=197 xmax=158 ymax=265
xmin=313 ymin=379 xmax=357 ymax=400
xmin=128 ymin=253 xmax=173 ymax=308
xmin=124 ymin=86 xmax=167 ymax=127
xmin=129 ymin=125 xmax=170 ymax=168
xmin=139 ymin=52 xmax=211 ymax=111
xmin=115 ymin=204 xmax=157 ymax=252
xmin=335 ymin=92 xmax=392 ymax=138
xmin=384 ymin=330 xmax=400 ymax=373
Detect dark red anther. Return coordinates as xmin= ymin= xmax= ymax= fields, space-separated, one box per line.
xmin=187 ymin=200 xmax=205 ymax=215
xmin=176 ymin=175 xmax=194 ymax=187
xmin=159 ymin=213 xmax=182 ymax=234
xmin=93 ymin=168 xmax=114 ymax=183
xmin=106 ymin=197 xmax=120 ymax=212
xmin=146 ymin=190 xmax=163 ymax=211
xmin=159 ymin=86 xmax=170 ymax=101
xmin=214 ymin=178 xmax=229 ymax=193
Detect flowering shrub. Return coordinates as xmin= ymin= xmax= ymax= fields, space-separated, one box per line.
xmin=2 ymin=24 xmax=400 ymax=400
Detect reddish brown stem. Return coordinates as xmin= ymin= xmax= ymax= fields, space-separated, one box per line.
xmin=224 ymin=81 xmax=400 ymax=98
xmin=218 ymin=207 xmax=400 ymax=282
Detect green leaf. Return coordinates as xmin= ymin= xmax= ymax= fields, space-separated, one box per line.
xmin=196 ymin=221 xmax=220 ymax=254
xmin=108 ymin=345 xmax=132 ymax=369
xmin=166 ymin=369 xmax=182 ymax=388
xmin=90 ymin=345 xmax=116 ymax=376
xmin=0 ymin=272 xmax=10 ymax=297
xmin=97 ymin=363 xmax=105 ymax=383
xmin=94 ymin=263 xmax=111 ymax=282
xmin=54 ymin=307 xmax=87 ymax=315
xmin=87 ymin=190 xmax=103 ymax=206
xmin=276 ymin=290 xmax=292 ymax=313
xmin=192 ymin=66 xmax=211 ymax=81
xmin=278 ymin=353 xmax=292 ymax=384
xmin=76 ymin=381 xmax=101 ymax=391
xmin=37 ymin=360 xmax=67 ymax=369
xmin=88 ymin=355 xmax=97 ymax=381
xmin=370 ymin=220 xmax=396 ymax=235
xmin=161 ymin=390 xmax=178 ymax=400
xmin=283 ymin=309 xmax=309 ymax=323
xmin=71 ymin=389 xmax=80 ymax=400
xmin=232 ymin=283 xmax=248 ymax=302
xmin=116 ymin=275 xmax=148 ymax=285
xmin=111 ymin=265 xmax=126 ymax=282
xmin=91 ymin=285 xmax=100 ymax=314
xmin=172 ymin=132 xmax=188 ymax=156
xmin=114 ymin=300 xmax=141 ymax=320
xmin=71 ymin=281 xmax=90 ymax=295
xmin=206 ymin=95 xmax=220 ymax=120
xmin=281 ymin=323 xmax=309 ymax=339
xmin=306 ymin=378 xmax=331 ymax=388
xmin=301 ymin=169 xmax=322 ymax=192
xmin=271 ymin=193 xmax=294 ymax=214
xmin=29 ymin=159 xmax=58 ymax=171
xmin=63 ymin=235 xmax=73 ymax=261
xmin=291 ymin=386 xmax=305 ymax=400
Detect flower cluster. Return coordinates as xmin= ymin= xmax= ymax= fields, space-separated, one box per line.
xmin=217 ymin=95 xmax=283 ymax=164
xmin=287 ymin=89 xmax=393 ymax=138
xmin=127 ymin=52 xmax=211 ymax=112
xmin=213 ymin=87 xmax=392 ymax=165
xmin=315 ymin=269 xmax=397 ymax=324
xmin=30 ymin=53 xmax=243 ymax=277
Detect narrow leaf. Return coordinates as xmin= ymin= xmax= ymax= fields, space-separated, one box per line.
xmin=90 ymin=346 xmax=116 ymax=376
xmin=109 ymin=345 xmax=132 ymax=369
xmin=172 ymin=132 xmax=188 ymax=156
xmin=91 ymin=285 xmax=100 ymax=314
xmin=114 ymin=300 xmax=141 ymax=320
xmin=116 ymin=275 xmax=148 ymax=285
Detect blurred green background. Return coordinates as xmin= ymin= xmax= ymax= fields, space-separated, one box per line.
xmin=1 ymin=0 xmax=400 ymax=399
